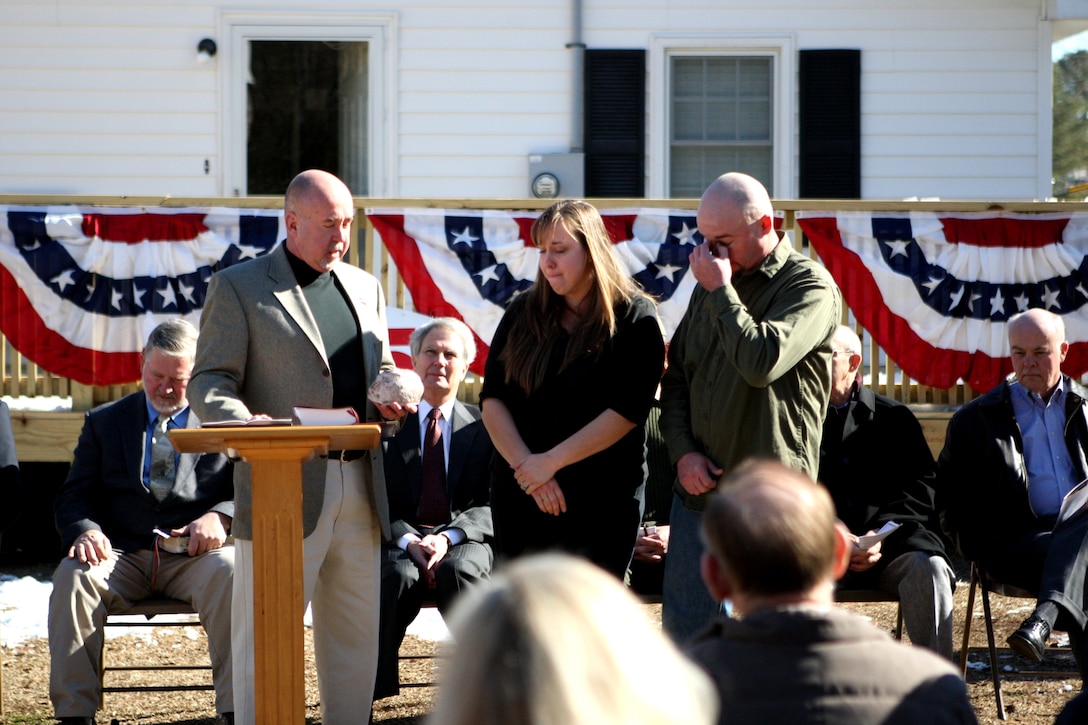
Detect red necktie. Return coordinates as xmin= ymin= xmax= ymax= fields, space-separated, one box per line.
xmin=417 ymin=408 xmax=450 ymax=524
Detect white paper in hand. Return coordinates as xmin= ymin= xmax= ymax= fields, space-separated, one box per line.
xmin=1059 ymin=479 xmax=1088 ymax=524
xmin=857 ymin=521 xmax=901 ymax=549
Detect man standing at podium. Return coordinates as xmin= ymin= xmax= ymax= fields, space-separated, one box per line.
xmin=190 ymin=169 xmax=406 ymax=725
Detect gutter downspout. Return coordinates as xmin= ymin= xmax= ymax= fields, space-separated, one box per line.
xmin=568 ymin=0 xmax=585 ymax=152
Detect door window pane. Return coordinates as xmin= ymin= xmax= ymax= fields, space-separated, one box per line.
xmin=246 ymin=41 xmax=368 ymax=196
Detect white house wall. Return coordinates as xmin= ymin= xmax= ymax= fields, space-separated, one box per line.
xmin=0 ymin=0 xmax=1080 ymax=200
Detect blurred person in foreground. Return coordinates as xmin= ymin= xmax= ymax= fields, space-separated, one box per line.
xmin=429 ymin=552 xmax=718 ymax=725
xmin=819 ymin=324 xmax=955 ymax=659
xmin=659 ymin=171 xmax=839 ymax=641
xmin=374 ymin=316 xmax=494 ymax=699
xmin=689 ymin=459 xmax=975 ymax=725
xmin=480 ymin=199 xmax=665 ymax=578
xmin=49 ymin=319 xmax=234 ymax=725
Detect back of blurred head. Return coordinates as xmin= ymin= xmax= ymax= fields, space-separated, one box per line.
xmin=429 ymin=553 xmax=718 ymax=725
xmin=700 ymin=459 xmax=850 ymax=615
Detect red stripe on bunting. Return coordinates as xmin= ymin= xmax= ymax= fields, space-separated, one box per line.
xmin=388 ymin=328 xmax=413 ymax=346
xmin=801 ymin=215 xmax=1088 ymax=392
xmin=516 ymin=218 xmax=536 ymax=248
xmin=938 ymin=216 xmax=1069 ymax=248
xmin=368 ymin=214 xmax=491 ymax=375
xmin=802 ymin=216 xmax=1007 ymax=390
xmin=0 ymin=263 xmax=139 ymax=385
xmin=81 ymin=213 xmax=210 ymax=244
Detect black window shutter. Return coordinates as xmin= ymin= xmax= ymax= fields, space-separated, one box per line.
xmin=799 ymin=49 xmax=861 ymax=198
xmin=585 ymin=49 xmax=645 ymax=197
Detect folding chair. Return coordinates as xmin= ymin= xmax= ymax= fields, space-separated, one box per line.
xmin=98 ymin=596 xmax=213 ymax=706
xmin=959 ymin=563 xmax=1076 ymax=721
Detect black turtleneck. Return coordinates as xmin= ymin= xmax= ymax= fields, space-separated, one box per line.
xmin=285 ymin=246 xmax=367 ymax=411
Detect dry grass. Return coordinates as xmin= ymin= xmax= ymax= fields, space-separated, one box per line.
xmin=1 ymin=582 xmax=1084 ymax=724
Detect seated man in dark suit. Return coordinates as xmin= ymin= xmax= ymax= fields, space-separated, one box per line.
xmin=48 ymin=319 xmax=235 ymax=725
xmin=374 ymin=317 xmax=494 ymax=699
xmin=820 ymin=325 xmax=954 ymax=658
xmin=688 ymin=460 xmax=975 ymax=725
xmin=939 ymin=308 xmax=1088 ymax=678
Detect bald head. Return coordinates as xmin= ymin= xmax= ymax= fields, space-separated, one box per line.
xmin=283 ymin=169 xmax=355 ymax=272
xmin=285 ymin=169 xmax=352 ymax=214
xmin=701 ymin=460 xmax=840 ymax=603
xmin=1008 ymin=308 xmax=1065 ymax=343
xmin=829 ymin=326 xmax=862 ymax=406
xmin=1008 ymin=308 xmax=1068 ymax=399
xmin=699 ymin=172 xmax=773 ymax=225
xmin=695 ymin=173 xmax=778 ymax=275
xmin=832 ymin=325 xmax=861 ymax=355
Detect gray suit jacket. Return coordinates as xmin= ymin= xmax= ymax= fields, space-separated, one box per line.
xmin=55 ymin=391 xmax=234 ymax=552
xmin=189 ymin=243 xmax=394 ymax=540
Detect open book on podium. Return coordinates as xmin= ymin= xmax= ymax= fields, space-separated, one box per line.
xmin=200 ymin=406 xmax=361 ymax=428
xmin=179 ymin=408 xmax=379 ymax=461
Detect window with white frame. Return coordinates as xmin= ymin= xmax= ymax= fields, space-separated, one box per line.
xmin=649 ymin=35 xmax=793 ymax=199
xmin=670 ymin=56 xmax=773 ymax=197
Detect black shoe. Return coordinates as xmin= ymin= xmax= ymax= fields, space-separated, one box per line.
xmin=1007 ymin=615 xmax=1051 ymax=661
xmin=57 ymin=718 xmax=95 ymax=725
xmin=215 ymin=713 xmax=235 ymax=725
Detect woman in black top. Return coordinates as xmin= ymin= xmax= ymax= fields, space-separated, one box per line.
xmin=480 ymin=199 xmax=665 ymax=577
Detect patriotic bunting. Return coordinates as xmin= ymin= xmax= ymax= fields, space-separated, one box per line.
xmin=0 ymin=206 xmax=283 ymax=385
xmin=367 ymin=207 xmax=704 ymax=374
xmin=798 ymin=210 xmax=1088 ymax=392
xmin=9 ymin=203 xmax=1085 ymax=395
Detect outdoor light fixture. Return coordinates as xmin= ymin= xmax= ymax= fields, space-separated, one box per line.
xmin=197 ymin=38 xmax=218 ymax=63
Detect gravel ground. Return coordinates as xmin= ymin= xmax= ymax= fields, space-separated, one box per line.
xmin=1 ymin=585 xmax=1083 ymax=724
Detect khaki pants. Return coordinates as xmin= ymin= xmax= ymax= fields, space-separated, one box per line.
xmin=48 ymin=545 xmax=235 ymax=717
xmin=232 ymin=458 xmax=381 ymax=725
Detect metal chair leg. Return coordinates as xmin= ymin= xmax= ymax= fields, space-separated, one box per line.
xmin=960 ymin=566 xmax=977 ymax=676
xmin=979 ymin=571 xmax=1007 ymax=720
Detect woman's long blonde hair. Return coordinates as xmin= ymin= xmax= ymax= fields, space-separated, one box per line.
xmin=499 ymin=200 xmax=648 ymax=393
xmin=429 ymin=554 xmax=718 ymax=725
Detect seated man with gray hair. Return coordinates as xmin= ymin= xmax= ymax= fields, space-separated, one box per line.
xmin=688 ymin=459 xmax=975 ymax=725
xmin=49 ymin=319 xmax=235 ymax=725
xmin=939 ymin=307 xmax=1088 ymax=679
xmin=820 ymin=324 xmax=955 ymax=659
xmin=374 ymin=316 xmax=494 ymax=699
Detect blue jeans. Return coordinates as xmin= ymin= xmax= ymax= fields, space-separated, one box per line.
xmin=662 ymin=494 xmax=723 ymax=644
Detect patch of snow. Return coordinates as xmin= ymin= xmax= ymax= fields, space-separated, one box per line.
xmin=1 ymin=574 xmax=449 ymax=648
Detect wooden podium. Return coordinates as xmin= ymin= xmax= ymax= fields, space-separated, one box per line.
xmin=170 ymin=424 xmax=382 ymax=725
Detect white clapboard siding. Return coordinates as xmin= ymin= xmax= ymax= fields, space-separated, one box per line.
xmin=0 ymin=0 xmax=1084 ymax=200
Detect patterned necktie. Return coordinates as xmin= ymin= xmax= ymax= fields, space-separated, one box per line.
xmin=149 ymin=414 xmax=175 ymax=502
xmin=417 ymin=408 xmax=450 ymax=524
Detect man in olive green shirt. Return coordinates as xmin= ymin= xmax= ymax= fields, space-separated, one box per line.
xmin=659 ymin=172 xmax=840 ymax=643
